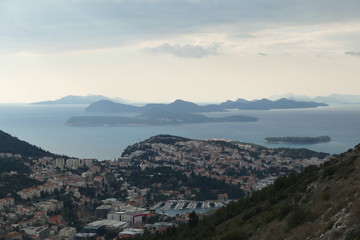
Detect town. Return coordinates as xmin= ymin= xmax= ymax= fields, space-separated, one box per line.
xmin=0 ymin=135 xmax=331 ymax=240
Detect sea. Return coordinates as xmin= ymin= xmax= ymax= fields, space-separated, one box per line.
xmin=0 ymin=104 xmax=359 ymax=160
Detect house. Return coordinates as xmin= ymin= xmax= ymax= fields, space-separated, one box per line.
xmin=217 ymin=193 xmax=228 ymax=201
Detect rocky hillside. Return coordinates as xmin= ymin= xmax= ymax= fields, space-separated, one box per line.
xmin=140 ymin=144 xmax=360 ymax=240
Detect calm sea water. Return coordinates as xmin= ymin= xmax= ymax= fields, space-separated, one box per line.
xmin=0 ymin=104 xmax=359 ymax=160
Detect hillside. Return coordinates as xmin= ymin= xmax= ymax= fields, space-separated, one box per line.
xmin=0 ymin=130 xmax=60 ymax=158
xmin=0 ymin=158 xmax=30 ymax=174
xmin=0 ymin=130 xmax=53 ymax=199
xmin=121 ymin=134 xmax=330 ymax=199
xmin=85 ymin=99 xmax=140 ymax=113
xmin=139 ymin=144 xmax=360 ymax=240
xmin=0 ymin=174 xmax=41 ymax=198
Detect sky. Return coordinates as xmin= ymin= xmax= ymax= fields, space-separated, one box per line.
xmin=0 ymin=0 xmax=360 ymax=103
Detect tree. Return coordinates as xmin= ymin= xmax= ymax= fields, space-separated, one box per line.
xmin=188 ymin=211 xmax=199 ymax=228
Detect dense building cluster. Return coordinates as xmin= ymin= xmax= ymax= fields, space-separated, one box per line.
xmin=121 ymin=138 xmax=330 ymax=194
xmin=0 ymin=137 xmax=330 ymax=239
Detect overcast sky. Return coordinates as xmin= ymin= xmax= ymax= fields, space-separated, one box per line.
xmin=1 ymin=0 xmax=360 ymax=103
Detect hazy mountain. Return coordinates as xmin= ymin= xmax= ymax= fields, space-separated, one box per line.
xmin=221 ymin=98 xmax=328 ymax=110
xmin=314 ymin=94 xmax=360 ymax=104
xmin=85 ymin=99 xmax=225 ymax=114
xmin=268 ymin=93 xmax=313 ymax=101
xmin=145 ymin=99 xmax=202 ymax=113
xmin=85 ymin=98 xmax=327 ymax=114
xmin=140 ymin=143 xmax=360 ymax=240
xmin=85 ymin=99 xmax=141 ymax=113
xmin=269 ymin=93 xmax=360 ymax=104
xmin=32 ymin=94 xmax=128 ymax=105
xmin=143 ymin=99 xmax=225 ymax=113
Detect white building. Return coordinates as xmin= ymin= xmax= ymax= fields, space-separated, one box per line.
xmin=66 ymin=159 xmax=81 ymax=170
xmin=55 ymin=158 xmax=65 ymax=167
xmin=0 ymin=197 xmax=15 ymax=210
xmin=59 ymin=227 xmax=76 ymax=240
xmin=82 ymin=159 xmax=95 ymax=168
xmin=17 ymin=188 xmax=41 ymax=200
xmin=81 ymin=172 xmax=93 ymax=179
xmin=34 ymin=200 xmax=63 ymax=213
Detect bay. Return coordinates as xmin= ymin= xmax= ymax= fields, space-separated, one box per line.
xmin=0 ymin=104 xmax=359 ymax=160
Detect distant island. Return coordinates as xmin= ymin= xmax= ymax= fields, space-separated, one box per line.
xmin=85 ymin=98 xmax=328 ymax=114
xmin=31 ymin=94 xmax=128 ymax=105
xmin=65 ymin=98 xmax=329 ymax=127
xmin=65 ymin=109 xmax=258 ymax=126
xmin=65 ymin=98 xmax=327 ymax=126
xmin=269 ymin=93 xmax=360 ymax=105
xmin=265 ymin=136 xmax=331 ymax=144
xmin=32 ymin=95 xmax=328 ymax=109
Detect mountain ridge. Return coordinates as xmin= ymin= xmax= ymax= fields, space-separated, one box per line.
xmin=269 ymin=93 xmax=360 ymax=104
xmin=85 ymin=98 xmax=328 ymax=114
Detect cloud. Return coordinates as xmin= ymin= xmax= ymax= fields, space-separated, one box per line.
xmin=1 ymin=0 xmax=360 ymax=53
xmin=258 ymin=52 xmax=268 ymax=57
xmin=345 ymin=51 xmax=360 ymax=57
xmin=147 ymin=43 xmax=220 ymax=58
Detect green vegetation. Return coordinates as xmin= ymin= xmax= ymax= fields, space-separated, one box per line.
xmin=0 ymin=158 xmax=30 ymax=174
xmin=145 ymin=135 xmax=191 ymax=145
xmin=272 ymin=147 xmax=330 ymax=159
xmin=128 ymin=167 xmax=244 ymax=200
xmin=265 ymin=136 xmax=331 ymax=144
xmin=188 ymin=211 xmax=199 ymax=228
xmin=56 ymin=195 xmax=83 ymax=230
xmin=121 ymin=144 xmax=157 ymax=158
xmin=66 ymin=109 xmax=258 ymax=126
xmin=138 ymin=144 xmax=360 ymax=240
xmin=0 ymin=174 xmax=41 ymax=198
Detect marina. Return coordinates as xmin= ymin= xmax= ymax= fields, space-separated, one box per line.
xmin=151 ymin=200 xmax=226 ymax=214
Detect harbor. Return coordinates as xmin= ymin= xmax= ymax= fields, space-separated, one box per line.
xmin=151 ymin=200 xmax=227 ymax=216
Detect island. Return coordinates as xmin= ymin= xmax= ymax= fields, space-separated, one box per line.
xmin=65 ymin=97 xmax=329 ymax=127
xmin=65 ymin=109 xmax=258 ymax=126
xmin=84 ymin=98 xmax=329 ymax=114
xmin=265 ymin=136 xmax=331 ymax=144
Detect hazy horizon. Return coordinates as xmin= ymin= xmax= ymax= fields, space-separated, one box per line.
xmin=0 ymin=92 xmax=359 ymax=105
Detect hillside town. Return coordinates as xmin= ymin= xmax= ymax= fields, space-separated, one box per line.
xmin=121 ymin=135 xmax=330 ymax=192
xmin=0 ymin=135 xmax=331 ymax=240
